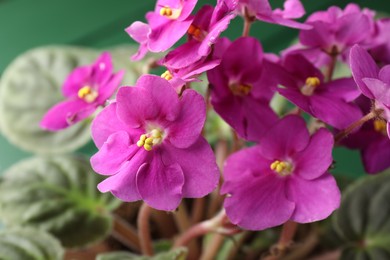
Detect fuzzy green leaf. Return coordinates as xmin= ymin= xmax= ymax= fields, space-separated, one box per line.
xmin=333 ymin=171 xmax=390 ymax=260
xmin=0 ymin=156 xmax=120 ymax=248
xmin=96 ymin=248 xmax=187 ymax=260
xmin=0 ymin=228 xmax=64 ymax=260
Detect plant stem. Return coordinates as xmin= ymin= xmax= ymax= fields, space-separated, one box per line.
xmin=200 ymin=234 xmax=225 ymax=260
xmin=174 ymin=222 xmax=209 ymax=248
xmin=335 ymin=110 xmax=379 ymax=143
xmin=112 ymin=214 xmax=141 ymax=252
xmin=242 ymin=7 xmax=253 ymax=37
xmin=137 ymin=203 xmax=154 ymax=256
xmin=191 ymin=197 xmax=206 ymax=224
xmin=278 ymin=221 xmax=298 ymax=249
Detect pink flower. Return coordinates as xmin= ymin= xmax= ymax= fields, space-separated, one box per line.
xmin=207 ymin=37 xmax=279 ymax=141
xmin=40 ymin=52 xmax=124 ymax=131
xmin=163 ymin=2 xmax=236 ymax=69
xmin=299 ymin=4 xmax=375 ymax=57
xmin=221 ymin=115 xmax=340 ymax=230
xmin=277 ymin=53 xmax=362 ymax=129
xmin=350 ymin=45 xmax=390 ymax=139
xmin=90 ymin=75 xmax=219 ymax=211
xmin=342 ymin=97 xmax=390 ymax=174
xmin=126 ymin=0 xmax=198 ymax=60
xmin=235 ymin=0 xmax=310 ymax=29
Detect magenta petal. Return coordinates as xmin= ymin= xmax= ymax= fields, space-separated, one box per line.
xmin=162 ymin=137 xmax=219 ymax=198
xmin=164 ymin=41 xmax=202 ymax=69
xmin=379 ymin=65 xmax=390 ymax=85
xmin=293 ymin=128 xmax=334 ymax=180
xmin=117 ymin=75 xmax=180 ymax=128
xmin=167 ymin=89 xmax=206 ymax=148
xmin=136 ymin=153 xmax=185 ymax=211
xmin=62 ymin=66 xmax=92 ymax=97
xmin=363 ymin=137 xmax=390 ymax=174
xmin=91 ymin=131 xmax=136 ymax=175
xmin=92 ymin=52 xmax=114 ymax=85
xmin=198 ymin=13 xmax=236 ymax=57
xmin=277 ymin=0 xmax=305 ymax=19
xmin=97 ymin=70 xmax=125 ymax=103
xmin=126 ymin=21 xmax=150 ymax=43
xmin=259 ymin=115 xmax=310 ymax=160
xmin=362 ymin=78 xmax=390 ymax=107
xmin=336 ymin=14 xmax=370 ymax=46
xmin=319 ymin=78 xmax=360 ymax=102
xmin=221 ymin=146 xmax=272 ymax=196
xmin=97 ymin=151 xmax=147 ymax=202
xmin=40 ymin=99 xmax=92 ymax=131
xmin=287 ymin=174 xmax=340 ymax=223
xmin=299 ymin=21 xmax=333 ymax=48
xmin=147 ymin=14 xmax=193 ymax=52
xmin=310 ymin=95 xmax=363 ymax=129
xmin=350 ymin=45 xmax=379 ymax=99
xmin=223 ymin=173 xmax=295 ymax=230
xmin=278 ymin=87 xmax=311 ymax=112
xmin=91 ymin=103 xmax=140 ymax=148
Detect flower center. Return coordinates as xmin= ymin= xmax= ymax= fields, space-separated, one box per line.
xmin=301 ymin=77 xmax=320 ymax=96
xmin=373 ymin=119 xmax=387 ymax=135
xmin=161 ymin=70 xmax=173 ymax=81
xmin=136 ymin=129 xmax=164 ymax=151
xmin=78 ymin=86 xmax=98 ymax=103
xmin=159 ymin=6 xmax=181 ymax=19
xmin=270 ymin=160 xmax=293 ymax=177
xmin=229 ymin=83 xmax=252 ymax=96
xmin=187 ymin=25 xmax=205 ymax=41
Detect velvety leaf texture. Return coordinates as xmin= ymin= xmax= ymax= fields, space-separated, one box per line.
xmin=333 ymin=170 xmax=390 ymax=260
xmin=0 ymin=156 xmax=121 ymax=248
xmin=0 ymin=228 xmax=64 ymax=260
xmin=97 ymin=248 xmax=187 ymax=260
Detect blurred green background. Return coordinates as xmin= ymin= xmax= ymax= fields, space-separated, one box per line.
xmin=0 ymin=0 xmax=389 ymax=176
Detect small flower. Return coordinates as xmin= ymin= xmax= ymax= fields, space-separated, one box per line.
xmin=342 ymin=97 xmax=390 ymax=174
xmin=126 ymin=0 xmax=198 ymax=60
xmin=350 ymin=44 xmax=390 ymax=139
xmin=207 ymin=37 xmax=279 ymax=141
xmin=235 ymin=0 xmax=310 ymax=29
xmin=40 ymin=52 xmax=124 ymax=131
xmin=163 ymin=2 xmax=236 ymax=69
xmin=221 ymin=115 xmax=340 ymax=230
xmin=90 ymin=75 xmax=219 ymax=211
xmin=277 ymin=53 xmax=362 ymax=129
xmin=299 ymin=4 xmax=375 ymax=57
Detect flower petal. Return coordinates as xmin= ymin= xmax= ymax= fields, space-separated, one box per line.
xmin=223 ymin=173 xmax=295 ymax=230
xmin=40 ymin=99 xmax=92 ymax=131
xmin=136 ymin=152 xmax=185 ymax=211
xmin=162 ymin=137 xmax=219 ymax=198
xmin=362 ymin=78 xmax=390 ymax=107
xmin=287 ymin=174 xmax=340 ymax=223
xmin=167 ymin=89 xmax=206 ymax=148
xmin=91 ymin=103 xmax=140 ymax=148
xmin=97 ymin=70 xmax=125 ymax=103
xmin=362 ymin=137 xmax=390 ymax=174
xmin=62 ymin=66 xmax=92 ymax=97
xmin=92 ymin=52 xmax=114 ymax=85
xmin=97 ymin=152 xmax=146 ymax=202
xmin=293 ymin=128 xmax=334 ymax=180
xmin=350 ymin=44 xmax=379 ymax=99
xmin=91 ymin=131 xmax=137 ymax=175
xmin=116 ymin=75 xmax=180 ymax=128
xmin=259 ymin=115 xmax=310 ymax=160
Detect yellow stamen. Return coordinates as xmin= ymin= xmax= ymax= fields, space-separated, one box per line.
xmin=161 ymin=70 xmax=173 ymax=81
xmin=229 ymin=83 xmax=252 ymax=96
xmin=160 ymin=6 xmax=173 ymax=17
xmin=301 ymin=77 xmax=321 ymax=96
xmin=374 ymin=119 xmax=387 ymax=135
xmin=136 ymin=129 xmax=164 ymax=151
xmin=270 ymin=160 xmax=292 ymax=177
xmin=78 ymin=86 xmax=98 ymax=103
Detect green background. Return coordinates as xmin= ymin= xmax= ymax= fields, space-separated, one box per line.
xmin=0 ymin=0 xmax=389 ymax=176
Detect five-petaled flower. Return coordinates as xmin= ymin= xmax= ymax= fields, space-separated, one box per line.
xmin=221 ymin=115 xmax=340 ymax=230
xmin=90 ymin=75 xmax=219 ymax=211
xmin=40 ymin=52 xmax=124 ymax=131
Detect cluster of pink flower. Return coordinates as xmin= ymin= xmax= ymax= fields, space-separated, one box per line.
xmin=41 ymin=0 xmax=390 ymax=232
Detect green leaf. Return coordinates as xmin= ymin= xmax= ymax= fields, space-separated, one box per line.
xmin=0 ymin=156 xmax=121 ymax=248
xmin=96 ymin=248 xmax=187 ymax=260
xmin=333 ymin=171 xmax=390 ymax=260
xmin=0 ymin=46 xmax=97 ymax=154
xmin=0 ymin=228 xmax=64 ymax=260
